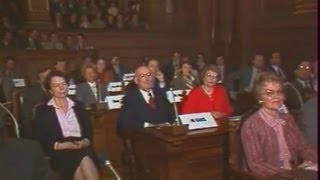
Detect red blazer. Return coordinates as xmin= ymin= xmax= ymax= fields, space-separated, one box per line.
xmin=180 ymin=85 xmax=232 ymax=117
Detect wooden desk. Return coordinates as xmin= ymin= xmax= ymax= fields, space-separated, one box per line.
xmin=131 ymin=125 xmax=230 ymax=180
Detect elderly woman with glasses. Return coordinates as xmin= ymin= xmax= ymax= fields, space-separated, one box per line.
xmin=33 ymin=71 xmax=100 ymax=180
xmin=180 ymin=65 xmax=232 ymax=119
xmin=240 ymin=72 xmax=317 ymax=178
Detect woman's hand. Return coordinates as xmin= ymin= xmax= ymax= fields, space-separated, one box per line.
xmin=55 ymin=142 xmax=80 ymax=150
xmin=74 ymin=139 xmax=90 ymax=149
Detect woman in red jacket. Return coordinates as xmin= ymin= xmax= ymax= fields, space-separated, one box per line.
xmin=180 ymin=65 xmax=232 ymax=119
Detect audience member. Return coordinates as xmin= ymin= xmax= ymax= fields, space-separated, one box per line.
xmin=75 ymin=33 xmax=92 ymax=50
xmin=67 ymin=12 xmax=79 ymax=30
xmin=44 ymin=32 xmax=64 ymax=50
xmin=96 ymin=57 xmax=113 ymax=83
xmin=163 ymin=52 xmax=181 ymax=85
xmin=33 ymin=71 xmax=100 ymax=180
xmin=0 ymin=56 xmax=23 ymax=102
xmin=106 ymin=56 xmax=129 ymax=81
xmin=180 ymin=66 xmax=232 ymax=119
xmin=285 ymin=61 xmax=315 ymax=110
xmin=0 ymin=31 xmax=16 ymax=50
xmin=21 ymin=67 xmax=52 ymax=138
xmin=171 ymin=60 xmax=198 ymax=90
xmin=194 ymin=53 xmax=206 ymax=75
xmin=267 ymin=52 xmax=287 ymax=81
xmin=117 ymin=66 xmax=174 ymax=137
xmin=147 ymin=58 xmax=166 ymax=91
xmin=240 ymin=72 xmax=317 ymax=177
xmin=64 ymin=35 xmax=77 ymax=50
xmin=53 ymin=60 xmax=67 ymax=73
xmin=39 ymin=32 xmax=50 ymax=49
xmin=76 ymin=63 xmax=107 ymax=108
xmin=91 ymin=11 xmax=106 ymax=29
xmin=215 ymin=55 xmax=228 ymax=83
xmin=227 ymin=53 xmax=267 ymax=97
xmin=79 ymin=14 xmax=91 ymax=29
xmin=22 ymin=29 xmax=42 ymax=50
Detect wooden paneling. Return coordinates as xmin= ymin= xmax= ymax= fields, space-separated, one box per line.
xmin=0 ymin=50 xmax=97 ymax=84
xmin=59 ymin=31 xmax=198 ymax=68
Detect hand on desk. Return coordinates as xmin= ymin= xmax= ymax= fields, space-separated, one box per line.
xmin=298 ymin=161 xmax=318 ymax=171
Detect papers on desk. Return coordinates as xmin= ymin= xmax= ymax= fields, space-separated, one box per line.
xmin=166 ymin=89 xmax=191 ymax=103
xmin=13 ymin=78 xmax=26 ymax=87
xmin=107 ymin=82 xmax=123 ymax=92
xmin=179 ymin=112 xmax=218 ymax=130
xmin=105 ymin=95 xmax=124 ymax=109
xmin=68 ymin=84 xmax=76 ymax=95
xmin=122 ymin=73 xmax=135 ymax=82
xmin=304 ymin=165 xmax=318 ymax=171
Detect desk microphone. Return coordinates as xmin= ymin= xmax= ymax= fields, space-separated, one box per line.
xmin=169 ymin=88 xmax=181 ymax=125
xmin=0 ymin=102 xmax=20 ymax=138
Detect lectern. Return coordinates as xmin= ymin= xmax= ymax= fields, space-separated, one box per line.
xmin=131 ymin=124 xmax=230 ymax=180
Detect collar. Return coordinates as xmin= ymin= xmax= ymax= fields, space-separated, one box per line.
xmin=272 ymin=65 xmax=279 ymax=69
xmin=139 ymin=89 xmax=154 ymax=97
xmin=87 ymin=81 xmax=96 ymax=87
xmin=47 ymin=97 xmax=75 ymax=110
xmin=259 ymin=108 xmax=285 ymax=128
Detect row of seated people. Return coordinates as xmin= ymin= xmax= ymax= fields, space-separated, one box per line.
xmin=50 ymin=0 xmax=147 ymax=30
xmin=0 ymin=29 xmax=93 ymax=50
xmin=0 ymin=51 xmax=318 ymax=179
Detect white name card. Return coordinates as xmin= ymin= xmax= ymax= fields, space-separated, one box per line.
xmin=105 ymin=95 xmax=124 ymax=109
xmin=166 ymin=89 xmax=192 ymax=103
xmin=179 ymin=112 xmax=218 ymax=130
xmin=122 ymin=73 xmax=135 ymax=82
xmin=107 ymin=82 xmax=123 ymax=92
xmin=166 ymin=90 xmax=185 ymax=103
xmin=68 ymin=85 xmax=76 ymax=95
xmin=13 ymin=78 xmax=26 ymax=87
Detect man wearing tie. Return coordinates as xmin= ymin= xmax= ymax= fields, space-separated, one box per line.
xmin=285 ymin=61 xmax=315 ymax=110
xmin=76 ymin=63 xmax=107 ymax=109
xmin=117 ymin=66 xmax=175 ymax=137
xmin=268 ymin=52 xmax=287 ymax=81
xmin=215 ymin=56 xmax=227 ymax=84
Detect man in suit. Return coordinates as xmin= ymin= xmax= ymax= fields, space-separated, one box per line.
xmin=76 ymin=63 xmax=107 ymax=109
xmin=20 ymin=67 xmax=52 ymax=138
xmin=0 ymin=31 xmax=16 ymax=50
xmin=117 ymin=66 xmax=175 ymax=137
xmin=74 ymin=33 xmax=93 ymax=50
xmin=106 ymin=56 xmax=129 ymax=81
xmin=0 ymin=56 xmax=23 ymax=102
xmin=285 ymin=61 xmax=315 ymax=110
xmin=162 ymin=52 xmax=181 ymax=85
xmin=43 ymin=32 xmax=64 ymax=50
xmin=226 ymin=53 xmax=267 ymax=98
xmin=21 ymin=29 xmax=42 ymax=50
xmin=267 ymin=52 xmax=287 ymax=81
xmin=146 ymin=58 xmax=167 ymax=91
xmin=215 ymin=55 xmax=228 ymax=84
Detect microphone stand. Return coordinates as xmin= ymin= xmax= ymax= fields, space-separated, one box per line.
xmin=0 ymin=102 xmax=20 ymax=138
xmin=169 ymin=88 xmax=181 ymax=125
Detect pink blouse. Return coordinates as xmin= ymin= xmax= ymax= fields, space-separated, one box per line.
xmin=47 ymin=98 xmax=81 ymax=138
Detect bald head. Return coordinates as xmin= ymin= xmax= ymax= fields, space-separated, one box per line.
xmin=134 ymin=66 xmax=154 ymax=91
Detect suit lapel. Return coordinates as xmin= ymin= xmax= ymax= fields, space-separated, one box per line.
xmin=48 ymin=106 xmax=64 ymax=138
xmin=84 ymin=82 xmax=97 ymax=101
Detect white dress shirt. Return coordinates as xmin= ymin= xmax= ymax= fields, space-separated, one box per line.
xmin=87 ymin=81 xmax=98 ymax=100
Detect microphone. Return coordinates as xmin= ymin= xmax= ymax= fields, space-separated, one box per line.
xmin=169 ymin=88 xmax=182 ymax=125
xmin=95 ymin=153 xmax=122 ymax=180
xmin=0 ymin=102 xmax=20 ymax=138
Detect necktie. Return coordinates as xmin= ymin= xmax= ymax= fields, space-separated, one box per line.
xmin=184 ymin=76 xmax=193 ymax=89
xmin=148 ymin=92 xmax=156 ymax=109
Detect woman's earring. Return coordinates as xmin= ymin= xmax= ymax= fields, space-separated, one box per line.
xmin=258 ymin=100 xmax=263 ymax=104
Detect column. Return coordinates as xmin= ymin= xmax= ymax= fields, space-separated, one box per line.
xmin=25 ymin=0 xmax=52 ymax=28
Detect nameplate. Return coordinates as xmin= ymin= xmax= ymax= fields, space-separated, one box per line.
xmin=179 ymin=112 xmax=218 ymax=130
xmin=166 ymin=90 xmax=184 ymax=103
xmin=68 ymin=85 xmax=76 ymax=95
xmin=166 ymin=89 xmax=192 ymax=103
xmin=122 ymin=73 xmax=135 ymax=82
xmin=107 ymin=82 xmax=123 ymax=92
xmin=105 ymin=95 xmax=124 ymax=109
xmin=13 ymin=78 xmax=26 ymax=87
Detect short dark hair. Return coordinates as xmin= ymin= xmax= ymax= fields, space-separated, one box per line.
xmin=199 ymin=65 xmax=218 ymax=85
xmin=43 ymin=71 xmax=68 ymax=91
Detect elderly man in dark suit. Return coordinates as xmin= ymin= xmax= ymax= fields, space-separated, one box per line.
xmin=267 ymin=52 xmax=287 ymax=81
xmin=76 ymin=63 xmax=107 ymax=109
xmin=117 ymin=66 xmax=175 ymax=137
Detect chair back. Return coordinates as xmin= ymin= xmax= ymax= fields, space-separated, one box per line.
xmin=230 ymin=106 xmax=260 ymax=180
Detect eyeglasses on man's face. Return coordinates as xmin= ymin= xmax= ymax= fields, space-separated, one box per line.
xmin=298 ymin=65 xmax=311 ymax=70
xmin=137 ymin=72 xmax=152 ymax=79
